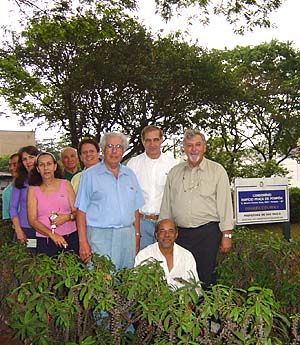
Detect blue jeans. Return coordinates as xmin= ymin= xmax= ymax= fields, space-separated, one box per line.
xmin=140 ymin=218 xmax=157 ymax=250
xmin=87 ymin=225 xmax=135 ymax=270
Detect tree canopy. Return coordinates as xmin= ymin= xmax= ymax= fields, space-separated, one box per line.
xmin=0 ymin=0 xmax=229 ymax=159
xmin=9 ymin=0 xmax=286 ymax=34
xmin=197 ymin=40 xmax=300 ymax=179
xmin=1 ymin=0 xmax=300 ymax=181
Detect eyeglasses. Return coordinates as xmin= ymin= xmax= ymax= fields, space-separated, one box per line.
xmin=105 ymin=144 xmax=123 ymax=150
xmin=183 ymin=168 xmax=200 ymax=192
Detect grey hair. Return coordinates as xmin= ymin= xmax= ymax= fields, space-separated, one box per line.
xmin=60 ymin=146 xmax=78 ymax=160
xmin=183 ymin=129 xmax=206 ymax=144
xmin=100 ymin=132 xmax=129 ymax=152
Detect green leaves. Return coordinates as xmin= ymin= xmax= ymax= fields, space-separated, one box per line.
xmin=0 ymin=238 xmax=298 ymax=344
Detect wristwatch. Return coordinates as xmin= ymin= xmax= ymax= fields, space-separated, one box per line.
xmin=223 ymin=233 xmax=232 ymax=239
xmin=70 ymin=213 xmax=75 ymax=221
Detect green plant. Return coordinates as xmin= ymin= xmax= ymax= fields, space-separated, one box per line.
xmin=289 ymin=187 xmax=300 ymax=223
xmin=0 ymin=219 xmax=15 ymax=247
xmin=1 ymin=238 xmax=299 ymax=344
xmin=217 ymin=228 xmax=300 ymax=315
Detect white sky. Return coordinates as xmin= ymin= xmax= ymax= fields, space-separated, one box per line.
xmin=0 ymin=0 xmax=299 ymax=140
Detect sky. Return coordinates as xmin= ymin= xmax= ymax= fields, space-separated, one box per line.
xmin=0 ymin=0 xmax=299 ymax=141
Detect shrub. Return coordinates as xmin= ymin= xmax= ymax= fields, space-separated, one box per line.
xmin=289 ymin=187 xmax=300 ymax=223
xmin=0 ymin=241 xmax=295 ymax=344
xmin=217 ymin=228 xmax=300 ymax=315
xmin=0 ymin=219 xmax=14 ymax=247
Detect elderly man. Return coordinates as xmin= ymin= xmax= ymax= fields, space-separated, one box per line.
xmin=160 ymin=128 xmax=234 ymax=289
xmin=127 ymin=125 xmax=177 ymax=250
xmin=135 ymin=218 xmax=199 ymax=289
xmin=75 ymin=132 xmax=144 ymax=270
xmin=61 ymin=147 xmax=81 ymax=181
xmin=2 ymin=153 xmax=19 ymax=219
xmin=71 ymin=138 xmax=100 ymax=193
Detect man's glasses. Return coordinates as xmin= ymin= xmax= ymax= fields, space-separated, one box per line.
xmin=105 ymin=144 xmax=123 ymax=150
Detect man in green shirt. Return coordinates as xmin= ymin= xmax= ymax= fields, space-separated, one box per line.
xmin=60 ymin=147 xmax=81 ymax=181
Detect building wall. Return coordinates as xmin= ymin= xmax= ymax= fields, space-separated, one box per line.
xmin=0 ymin=130 xmax=36 ymax=156
xmin=280 ymin=158 xmax=300 ymax=188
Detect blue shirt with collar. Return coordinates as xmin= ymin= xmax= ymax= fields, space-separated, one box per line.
xmin=75 ymin=160 xmax=144 ymax=228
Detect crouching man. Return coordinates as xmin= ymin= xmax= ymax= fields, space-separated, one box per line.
xmin=135 ymin=218 xmax=200 ymax=289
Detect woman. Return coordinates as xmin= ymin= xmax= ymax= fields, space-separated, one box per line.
xmin=27 ymin=152 xmax=79 ymax=256
xmin=10 ymin=145 xmax=40 ymax=252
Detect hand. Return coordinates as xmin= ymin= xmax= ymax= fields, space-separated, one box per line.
xmin=15 ymin=228 xmax=27 ymax=243
xmin=50 ymin=233 xmax=68 ymax=248
xmin=220 ymin=237 xmax=232 ymax=253
xmin=50 ymin=214 xmax=69 ymax=227
xmin=79 ymin=241 xmax=92 ymax=263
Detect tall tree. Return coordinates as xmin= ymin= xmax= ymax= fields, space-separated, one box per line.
xmin=194 ymin=40 xmax=300 ymax=178
xmin=0 ymin=0 xmax=227 ymax=158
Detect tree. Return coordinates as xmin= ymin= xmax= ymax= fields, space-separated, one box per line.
xmin=153 ymin=0 xmax=285 ymax=34
xmin=0 ymin=155 xmax=9 ymax=172
xmin=194 ymin=40 xmax=300 ymax=179
xmin=8 ymin=0 xmax=286 ymax=35
xmin=0 ymin=0 xmax=228 ymax=159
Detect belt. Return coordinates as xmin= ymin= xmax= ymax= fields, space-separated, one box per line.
xmin=139 ymin=213 xmax=159 ymax=221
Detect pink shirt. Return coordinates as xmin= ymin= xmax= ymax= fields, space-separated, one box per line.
xmin=33 ymin=179 xmax=76 ymax=238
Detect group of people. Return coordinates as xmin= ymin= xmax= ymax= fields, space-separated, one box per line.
xmin=2 ymin=126 xmax=234 ymax=290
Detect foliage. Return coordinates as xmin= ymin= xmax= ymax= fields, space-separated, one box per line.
xmin=195 ymin=40 xmax=300 ymax=180
xmin=0 ymin=155 xmax=9 ymax=172
xmin=9 ymin=0 xmax=285 ymax=35
xmin=36 ymin=137 xmax=71 ymax=160
xmin=2 ymin=2 xmax=299 ymax=175
xmin=289 ymin=187 xmax=300 ymax=223
xmin=153 ymin=0 xmax=284 ymax=34
xmin=0 ymin=0 xmax=227 ymax=159
xmin=217 ymin=228 xmax=300 ymax=315
xmin=0 ymin=234 xmax=296 ymax=344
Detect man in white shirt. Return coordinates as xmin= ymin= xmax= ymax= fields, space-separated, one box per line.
xmin=135 ymin=219 xmax=199 ymax=289
xmin=127 ymin=126 xmax=177 ymax=250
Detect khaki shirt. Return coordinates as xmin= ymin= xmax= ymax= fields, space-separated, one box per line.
xmin=159 ymin=158 xmax=234 ymax=231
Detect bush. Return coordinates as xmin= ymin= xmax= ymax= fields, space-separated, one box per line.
xmin=289 ymin=187 xmax=300 ymax=223
xmin=217 ymin=228 xmax=300 ymax=315
xmin=0 ymin=219 xmax=14 ymax=247
xmin=0 ymin=241 xmax=295 ymax=344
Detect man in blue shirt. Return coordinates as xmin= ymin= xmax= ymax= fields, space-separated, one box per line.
xmin=2 ymin=153 xmax=19 ymax=219
xmin=75 ymin=132 xmax=144 ymax=270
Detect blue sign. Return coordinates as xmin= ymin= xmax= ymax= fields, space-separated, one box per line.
xmin=238 ymin=190 xmax=286 ymax=213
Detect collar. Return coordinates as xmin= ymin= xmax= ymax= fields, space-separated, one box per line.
xmin=184 ymin=157 xmax=207 ymax=172
xmin=100 ymin=160 xmax=128 ymax=176
xmin=144 ymin=152 xmax=162 ymax=162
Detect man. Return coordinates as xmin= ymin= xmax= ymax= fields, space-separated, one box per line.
xmin=71 ymin=138 xmax=100 ymax=193
xmin=159 ymin=128 xmax=234 ymax=289
xmin=75 ymin=132 xmax=144 ymax=270
xmin=2 ymin=153 xmax=19 ymax=219
xmin=127 ymin=125 xmax=177 ymax=250
xmin=61 ymin=147 xmax=81 ymax=181
xmin=135 ymin=218 xmax=199 ymax=289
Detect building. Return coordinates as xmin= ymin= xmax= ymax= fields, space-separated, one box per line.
xmin=281 ymin=158 xmax=300 ymax=188
xmin=0 ymin=130 xmax=36 ymax=156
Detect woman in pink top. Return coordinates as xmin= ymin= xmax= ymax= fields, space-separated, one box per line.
xmin=27 ymin=152 xmax=79 ymax=256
